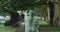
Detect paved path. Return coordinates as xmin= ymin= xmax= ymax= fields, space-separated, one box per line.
xmin=15 ymin=26 xmax=25 ymax=32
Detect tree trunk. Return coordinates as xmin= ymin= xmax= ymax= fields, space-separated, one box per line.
xmin=49 ymin=1 xmax=54 ymax=26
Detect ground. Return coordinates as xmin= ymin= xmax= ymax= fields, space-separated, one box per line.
xmin=0 ymin=20 xmax=60 ymax=32
xmin=39 ymin=20 xmax=60 ymax=32
xmin=0 ymin=24 xmax=16 ymax=32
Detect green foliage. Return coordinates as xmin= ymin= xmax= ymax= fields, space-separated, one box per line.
xmin=0 ymin=0 xmax=30 ymax=12
xmin=34 ymin=5 xmax=47 ymax=16
xmin=0 ymin=0 xmax=47 ymax=13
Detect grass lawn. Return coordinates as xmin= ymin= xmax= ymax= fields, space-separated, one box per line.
xmin=39 ymin=20 xmax=60 ymax=32
xmin=38 ymin=20 xmax=48 ymax=25
xmin=0 ymin=24 xmax=16 ymax=32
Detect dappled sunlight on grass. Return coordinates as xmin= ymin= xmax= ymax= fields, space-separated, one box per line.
xmin=38 ymin=20 xmax=48 ymax=25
